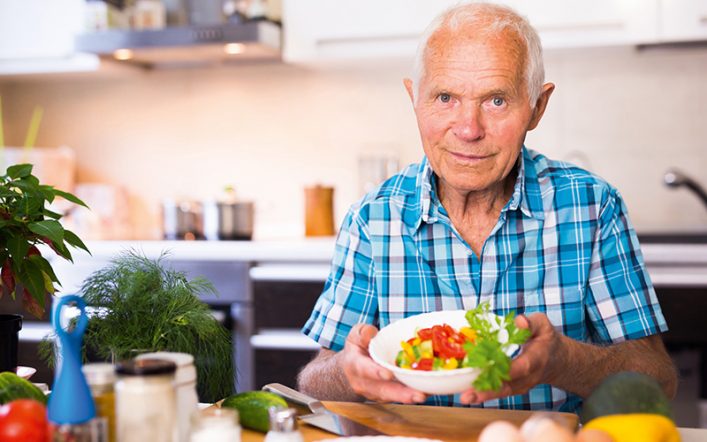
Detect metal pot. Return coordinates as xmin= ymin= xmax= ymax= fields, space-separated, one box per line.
xmin=162 ymin=199 xmax=205 ymax=240
xmin=216 ymin=201 xmax=254 ymax=240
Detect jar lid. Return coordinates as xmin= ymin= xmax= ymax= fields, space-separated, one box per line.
xmin=268 ymin=407 xmax=298 ymax=432
xmin=135 ymin=351 xmax=193 ymax=368
xmin=83 ymin=363 xmax=116 ymax=386
xmin=116 ymin=358 xmax=176 ymax=376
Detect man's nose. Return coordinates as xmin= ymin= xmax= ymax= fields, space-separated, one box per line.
xmin=452 ymin=105 xmax=484 ymax=141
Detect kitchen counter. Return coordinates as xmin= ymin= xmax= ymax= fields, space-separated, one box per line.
xmin=243 ymin=401 xmax=578 ymax=442
xmin=235 ymin=401 xmax=706 ymax=442
xmin=71 ymin=238 xmax=337 ymax=263
xmin=55 ymin=239 xmax=707 ymax=286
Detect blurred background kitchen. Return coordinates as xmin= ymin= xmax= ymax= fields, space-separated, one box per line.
xmin=1 ymin=0 xmax=706 ymax=427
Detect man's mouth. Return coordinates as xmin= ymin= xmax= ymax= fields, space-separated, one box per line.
xmin=449 ymin=151 xmax=492 ymax=163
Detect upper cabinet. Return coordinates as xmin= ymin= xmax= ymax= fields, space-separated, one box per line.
xmin=0 ymin=0 xmax=100 ymax=75
xmin=281 ymin=0 xmax=457 ymax=62
xmin=501 ymin=0 xmax=659 ymax=48
xmin=658 ymin=0 xmax=707 ymax=42
xmin=282 ymin=0 xmax=666 ymax=63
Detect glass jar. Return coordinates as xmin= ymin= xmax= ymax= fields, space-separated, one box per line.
xmin=115 ymin=359 xmax=177 ymax=442
xmin=136 ymin=352 xmax=199 ymax=442
xmin=190 ymin=407 xmax=241 ymax=442
xmin=264 ymin=408 xmax=303 ymax=442
xmin=83 ymin=363 xmax=116 ymax=442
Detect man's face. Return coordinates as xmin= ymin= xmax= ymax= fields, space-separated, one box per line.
xmin=406 ymin=29 xmax=544 ymax=196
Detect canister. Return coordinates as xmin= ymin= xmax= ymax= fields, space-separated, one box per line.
xmin=304 ymin=185 xmax=335 ymax=237
xmin=136 ymin=352 xmax=199 ymax=442
xmin=115 ymin=359 xmax=177 ymax=442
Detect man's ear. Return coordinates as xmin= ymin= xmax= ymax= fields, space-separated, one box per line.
xmin=528 ymin=82 xmax=555 ymax=130
xmin=403 ymin=78 xmax=415 ymax=105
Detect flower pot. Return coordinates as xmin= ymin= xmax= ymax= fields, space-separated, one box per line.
xmin=0 ymin=314 xmax=22 ymax=373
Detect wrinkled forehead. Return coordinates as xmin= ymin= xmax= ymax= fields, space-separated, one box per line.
xmin=423 ymin=24 xmax=527 ymax=83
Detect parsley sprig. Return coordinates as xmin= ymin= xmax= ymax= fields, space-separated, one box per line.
xmin=461 ymin=302 xmax=532 ymax=392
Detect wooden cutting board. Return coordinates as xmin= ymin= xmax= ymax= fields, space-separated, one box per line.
xmin=241 ymin=401 xmax=579 ymax=442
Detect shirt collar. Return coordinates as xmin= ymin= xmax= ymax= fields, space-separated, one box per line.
xmin=414 ymin=146 xmax=545 ymax=230
xmin=506 ymin=147 xmax=545 ymax=220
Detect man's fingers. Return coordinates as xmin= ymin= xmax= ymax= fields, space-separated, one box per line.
xmin=373 ymin=380 xmax=427 ymax=404
xmin=514 ymin=313 xmax=530 ymax=330
xmin=347 ymin=323 xmax=379 ymax=348
xmin=508 ymin=350 xmax=533 ymax=380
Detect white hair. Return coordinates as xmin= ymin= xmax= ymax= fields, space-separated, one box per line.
xmin=411 ymin=2 xmax=545 ymax=108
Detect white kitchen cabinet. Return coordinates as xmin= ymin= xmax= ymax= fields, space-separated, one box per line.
xmin=281 ymin=0 xmax=660 ymax=62
xmin=0 ymin=0 xmax=100 ymax=75
xmin=281 ymin=0 xmax=456 ymax=62
xmin=0 ymin=0 xmax=85 ymax=59
xmin=503 ymin=0 xmax=659 ymax=48
xmin=658 ymin=0 xmax=707 ymax=42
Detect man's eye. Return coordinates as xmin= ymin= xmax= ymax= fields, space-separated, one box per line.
xmin=491 ymin=97 xmax=505 ymax=106
xmin=438 ymin=93 xmax=451 ymax=103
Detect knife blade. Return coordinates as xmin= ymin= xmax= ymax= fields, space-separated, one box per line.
xmin=262 ymin=383 xmax=386 ymax=436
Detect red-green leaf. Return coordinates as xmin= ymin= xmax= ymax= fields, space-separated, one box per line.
xmin=7 ymin=235 xmax=30 ymax=261
xmin=6 ymin=164 xmax=33 ymax=179
xmin=53 ymin=189 xmax=88 ymax=208
xmin=28 ymin=220 xmax=64 ymax=244
xmin=64 ymin=229 xmax=91 ymax=255
xmin=39 ymin=185 xmax=56 ymax=203
xmin=41 ymin=208 xmax=63 ymax=220
xmin=19 ymin=259 xmax=47 ymax=310
xmin=28 ymin=254 xmax=60 ymax=284
xmin=50 ymin=239 xmax=73 ymax=263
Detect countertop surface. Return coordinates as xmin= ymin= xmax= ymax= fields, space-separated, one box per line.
xmin=43 ymin=239 xmax=707 ymax=287
xmin=237 ymin=401 xmax=706 ymax=442
xmin=69 ymin=239 xmax=707 ymax=264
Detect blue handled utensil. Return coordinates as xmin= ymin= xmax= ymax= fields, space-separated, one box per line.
xmin=48 ymin=295 xmax=96 ymax=424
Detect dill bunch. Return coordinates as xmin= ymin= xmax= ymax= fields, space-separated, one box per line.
xmin=42 ymin=250 xmax=234 ymax=402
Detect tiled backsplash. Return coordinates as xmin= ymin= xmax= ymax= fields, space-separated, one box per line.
xmin=1 ymin=45 xmax=706 ymax=239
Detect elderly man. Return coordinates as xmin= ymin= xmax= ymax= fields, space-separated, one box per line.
xmin=298 ymin=2 xmax=677 ymax=412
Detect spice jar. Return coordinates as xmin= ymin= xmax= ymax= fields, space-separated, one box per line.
xmin=264 ymin=408 xmax=303 ymax=442
xmin=190 ymin=407 xmax=241 ymax=442
xmin=83 ymin=363 xmax=116 ymax=442
xmin=136 ymin=352 xmax=199 ymax=442
xmin=115 ymin=359 xmax=177 ymax=442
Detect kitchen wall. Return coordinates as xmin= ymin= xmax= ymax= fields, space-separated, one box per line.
xmin=1 ymin=44 xmax=706 ymax=239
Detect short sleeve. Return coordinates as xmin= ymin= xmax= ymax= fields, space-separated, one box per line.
xmin=585 ymin=188 xmax=668 ymax=343
xmin=301 ymin=206 xmax=379 ymax=351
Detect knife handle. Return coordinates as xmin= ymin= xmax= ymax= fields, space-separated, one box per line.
xmin=262 ymin=383 xmax=324 ymax=412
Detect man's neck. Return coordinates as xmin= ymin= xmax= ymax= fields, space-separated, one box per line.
xmin=436 ymin=171 xmax=517 ymax=257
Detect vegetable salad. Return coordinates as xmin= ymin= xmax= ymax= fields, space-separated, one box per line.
xmin=394 ymin=303 xmax=532 ymax=392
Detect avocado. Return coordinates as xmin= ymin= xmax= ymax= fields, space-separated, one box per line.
xmin=580 ymin=371 xmax=673 ymax=424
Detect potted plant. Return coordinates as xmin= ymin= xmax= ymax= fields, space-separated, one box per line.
xmin=0 ymin=163 xmax=89 ymax=316
xmin=42 ymin=250 xmax=234 ymax=403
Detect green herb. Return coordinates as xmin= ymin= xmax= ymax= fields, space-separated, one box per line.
xmin=461 ymin=302 xmax=531 ymax=392
xmin=0 ymin=163 xmax=89 ymax=316
xmin=40 ymin=250 xmax=234 ymax=402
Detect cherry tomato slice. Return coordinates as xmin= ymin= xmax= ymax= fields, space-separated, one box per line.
xmin=412 ymin=358 xmax=434 ymax=371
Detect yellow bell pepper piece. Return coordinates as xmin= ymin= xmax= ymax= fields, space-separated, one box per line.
xmin=460 ymin=326 xmax=476 ymax=341
xmin=400 ymin=341 xmax=415 ymax=361
xmin=584 ymin=413 xmax=680 ymax=442
xmin=443 ymin=358 xmax=458 ymax=370
xmin=412 ymin=337 xmax=421 ymax=346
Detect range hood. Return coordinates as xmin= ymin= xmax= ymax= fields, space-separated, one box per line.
xmin=75 ymin=20 xmax=281 ymax=69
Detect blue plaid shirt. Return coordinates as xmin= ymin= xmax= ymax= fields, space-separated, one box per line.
xmin=302 ymin=147 xmax=667 ymax=413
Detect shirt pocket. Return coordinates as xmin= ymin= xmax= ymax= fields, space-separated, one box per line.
xmin=521 ymin=286 xmax=586 ymax=341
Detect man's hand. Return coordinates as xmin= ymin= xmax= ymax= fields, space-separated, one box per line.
xmin=460 ymin=313 xmax=561 ymax=404
xmin=341 ymin=323 xmax=428 ymax=404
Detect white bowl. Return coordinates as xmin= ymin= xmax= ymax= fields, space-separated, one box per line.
xmin=368 ymin=310 xmax=518 ymax=395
